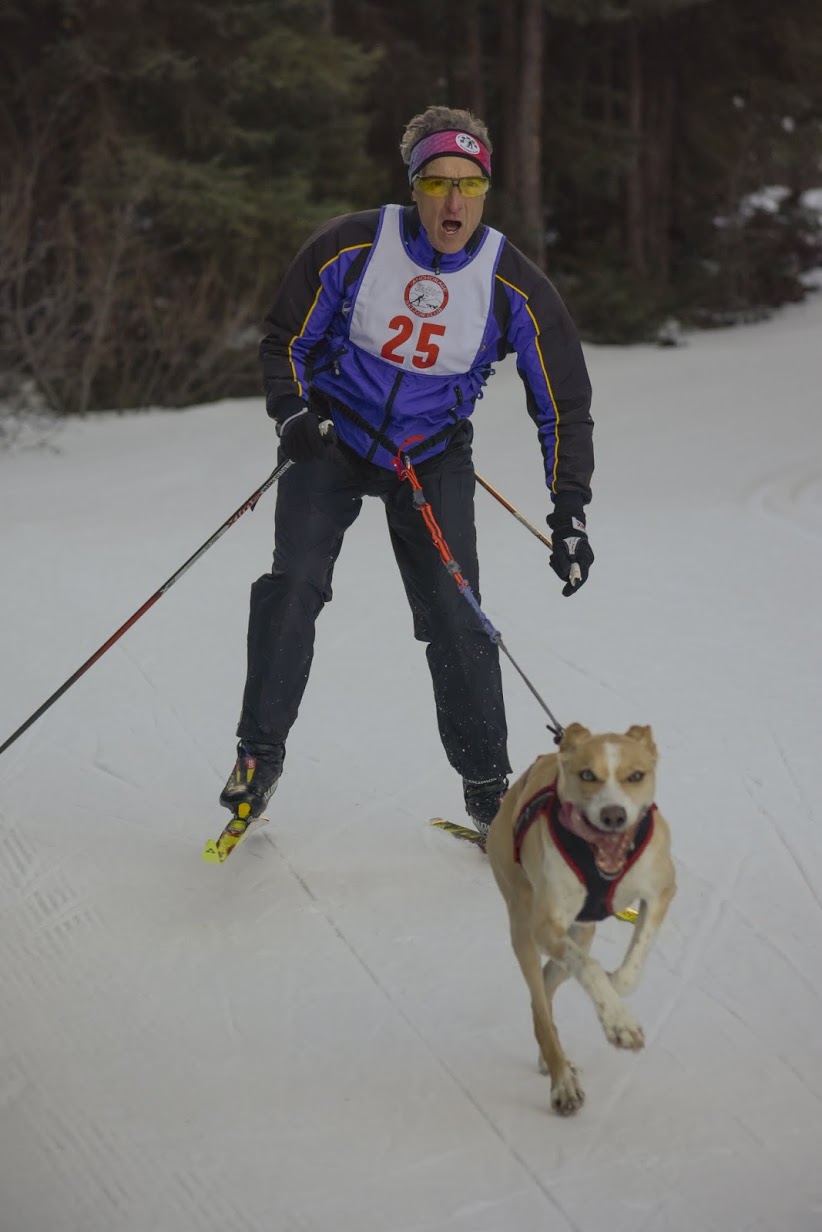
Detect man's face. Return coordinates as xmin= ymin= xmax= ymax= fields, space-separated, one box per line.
xmin=411 ymin=155 xmax=488 ymax=254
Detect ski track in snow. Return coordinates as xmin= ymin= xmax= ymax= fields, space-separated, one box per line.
xmin=573 ymin=842 xmax=740 ymax=1171
xmin=744 ymin=771 xmax=822 ymax=914
xmin=746 ymin=465 xmax=822 ymax=541
xmin=769 ymin=734 xmax=820 ymax=842
xmin=114 ymin=639 xmax=225 ymax=781
xmin=2 ymin=291 xmax=822 ymax=1229
xmin=260 ymin=830 xmax=580 ymax=1229
xmin=0 ymin=818 xmax=279 ymax=1230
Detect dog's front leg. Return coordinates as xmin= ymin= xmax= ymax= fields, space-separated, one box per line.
xmin=535 ymin=909 xmax=645 ymax=1051
xmin=537 ymin=922 xmax=594 ymax=1111
xmin=609 ymin=879 xmax=675 ymax=997
xmin=509 ymin=919 xmax=585 ymax=1114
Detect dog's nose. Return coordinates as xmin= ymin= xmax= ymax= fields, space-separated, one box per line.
xmin=599 ymin=805 xmax=627 ymax=831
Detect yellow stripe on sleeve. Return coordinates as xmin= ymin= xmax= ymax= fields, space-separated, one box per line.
xmin=496 ymin=274 xmax=561 ymax=490
xmin=287 ymin=243 xmax=372 ymax=396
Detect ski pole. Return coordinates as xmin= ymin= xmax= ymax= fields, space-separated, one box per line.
xmin=0 ymin=457 xmax=295 ymax=758
xmin=474 ymin=472 xmax=553 ymax=550
xmin=475 ymin=470 xmax=581 ymax=589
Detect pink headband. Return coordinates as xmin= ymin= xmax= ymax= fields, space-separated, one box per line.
xmin=407 ymin=130 xmax=492 ymax=182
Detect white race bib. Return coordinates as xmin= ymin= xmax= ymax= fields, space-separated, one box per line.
xmin=348 ymin=205 xmax=503 ymax=376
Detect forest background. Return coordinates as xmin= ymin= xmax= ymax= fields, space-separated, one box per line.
xmin=2 ymin=0 xmax=821 ymax=415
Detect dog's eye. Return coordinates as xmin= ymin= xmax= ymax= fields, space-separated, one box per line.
xmin=579 ymin=769 xmax=597 ymax=782
xmin=626 ymin=770 xmax=645 ymax=783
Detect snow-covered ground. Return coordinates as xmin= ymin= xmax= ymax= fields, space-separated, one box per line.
xmin=1 ymin=289 xmax=821 ymax=1231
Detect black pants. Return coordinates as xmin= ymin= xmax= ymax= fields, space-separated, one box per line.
xmin=237 ymin=421 xmax=511 ymax=782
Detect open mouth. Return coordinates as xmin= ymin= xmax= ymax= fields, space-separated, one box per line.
xmin=558 ymin=801 xmax=636 ymax=877
xmin=442 ymin=219 xmax=462 ymax=236
xmin=590 ymin=837 xmax=633 ymax=878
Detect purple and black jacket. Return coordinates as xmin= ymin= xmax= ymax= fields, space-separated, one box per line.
xmin=260 ymin=204 xmax=594 ymax=507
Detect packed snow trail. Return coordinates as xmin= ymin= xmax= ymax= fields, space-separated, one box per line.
xmin=1 ymin=292 xmax=822 ymax=1230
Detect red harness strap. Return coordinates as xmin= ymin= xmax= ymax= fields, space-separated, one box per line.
xmin=513 ymin=782 xmax=561 ymax=861
xmin=513 ymin=780 xmax=657 ymax=921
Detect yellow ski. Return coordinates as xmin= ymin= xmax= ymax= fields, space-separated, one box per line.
xmin=430 ymin=817 xmax=485 ymax=847
xmin=615 ymin=906 xmax=638 ymax=924
xmin=202 ymin=803 xmax=268 ymax=864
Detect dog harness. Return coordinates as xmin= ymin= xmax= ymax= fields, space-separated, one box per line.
xmin=513 ymin=781 xmax=656 ymax=922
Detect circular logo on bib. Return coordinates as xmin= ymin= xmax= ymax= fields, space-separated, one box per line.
xmin=455 ymin=132 xmax=481 ymax=155
xmin=404 ymin=275 xmax=449 ymax=318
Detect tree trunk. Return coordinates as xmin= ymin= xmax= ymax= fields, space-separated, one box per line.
xmin=499 ymin=0 xmax=520 ymax=205
xmin=644 ymin=22 xmax=674 ymax=284
xmin=519 ymin=0 xmax=545 ymax=268
xmin=623 ymin=19 xmax=676 ymax=287
xmin=462 ymin=0 xmax=485 ymax=118
xmin=624 ymin=19 xmax=647 ymax=278
xmin=319 ymin=0 xmax=333 ymax=34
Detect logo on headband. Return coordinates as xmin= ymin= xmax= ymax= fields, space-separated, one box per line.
xmin=455 ymin=133 xmax=481 ymax=155
xmin=404 ymin=275 xmax=449 ymax=318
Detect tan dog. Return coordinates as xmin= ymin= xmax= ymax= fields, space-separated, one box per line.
xmin=485 ymin=723 xmax=675 ymax=1115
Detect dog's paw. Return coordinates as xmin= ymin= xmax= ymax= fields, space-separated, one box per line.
xmin=601 ymin=1005 xmax=645 ymax=1050
xmin=608 ymin=967 xmax=637 ymax=998
xmin=551 ymin=1064 xmax=585 ymax=1116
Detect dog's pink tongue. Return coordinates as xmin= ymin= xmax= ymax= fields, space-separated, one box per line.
xmin=558 ymin=802 xmax=631 ymax=875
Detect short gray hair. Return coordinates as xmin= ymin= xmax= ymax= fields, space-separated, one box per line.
xmin=400 ymin=105 xmax=493 ymax=166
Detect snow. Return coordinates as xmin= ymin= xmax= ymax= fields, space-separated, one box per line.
xmin=2 ymin=288 xmax=822 ymax=1232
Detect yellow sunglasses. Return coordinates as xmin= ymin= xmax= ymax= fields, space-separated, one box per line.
xmin=413 ymin=175 xmax=490 ymax=198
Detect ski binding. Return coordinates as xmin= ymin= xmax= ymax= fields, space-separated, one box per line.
xmin=203 ymin=803 xmax=268 ymax=864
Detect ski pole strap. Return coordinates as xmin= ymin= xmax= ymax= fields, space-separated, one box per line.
xmin=393 ymin=446 xmax=501 ymax=644
xmin=499 ymin=646 xmax=565 ymax=744
xmin=393 ymin=445 xmax=565 ymax=743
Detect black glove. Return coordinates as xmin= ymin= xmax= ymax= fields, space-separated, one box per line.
xmin=547 ymin=498 xmax=594 ymax=597
xmin=275 ymin=400 xmax=337 ymax=463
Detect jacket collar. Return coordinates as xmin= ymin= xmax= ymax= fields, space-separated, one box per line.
xmin=400 ymin=205 xmax=487 ymax=273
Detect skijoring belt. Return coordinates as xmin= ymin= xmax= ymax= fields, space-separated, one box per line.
xmin=315 ymin=393 xmax=462 ymax=463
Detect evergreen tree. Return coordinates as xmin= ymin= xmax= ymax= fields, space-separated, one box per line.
xmin=2 ymin=0 xmax=821 ymax=409
xmin=0 ymin=0 xmax=380 ymax=411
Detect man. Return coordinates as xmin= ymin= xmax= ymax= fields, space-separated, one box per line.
xmin=220 ymin=104 xmax=594 ymax=839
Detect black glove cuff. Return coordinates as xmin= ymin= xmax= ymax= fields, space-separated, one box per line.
xmin=547 ymin=491 xmax=587 ymax=531
xmin=269 ymin=392 xmax=307 ymax=424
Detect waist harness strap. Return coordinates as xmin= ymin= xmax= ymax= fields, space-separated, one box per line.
xmin=324 ymin=396 xmax=459 ymax=460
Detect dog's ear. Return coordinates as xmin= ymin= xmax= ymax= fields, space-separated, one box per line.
xmin=625 ymin=724 xmax=656 ymax=755
xmin=560 ymin=722 xmax=591 ymax=752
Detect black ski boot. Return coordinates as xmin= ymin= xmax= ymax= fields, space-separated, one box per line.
xmin=219 ymin=741 xmax=285 ymax=817
xmin=463 ymin=775 xmax=509 ymax=840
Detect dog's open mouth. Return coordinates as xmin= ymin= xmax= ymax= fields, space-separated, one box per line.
xmin=558 ymin=802 xmax=638 ymax=877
